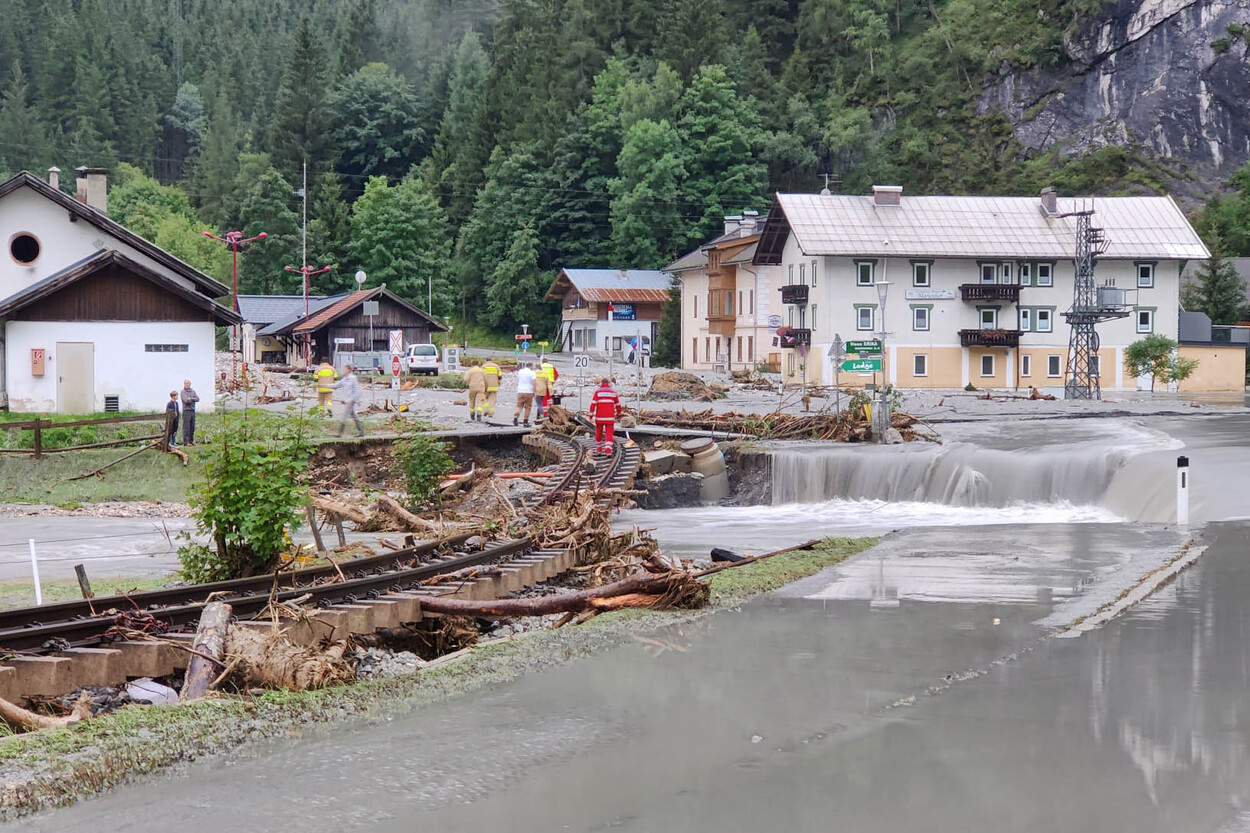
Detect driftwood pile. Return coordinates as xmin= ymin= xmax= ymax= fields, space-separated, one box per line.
xmin=638 ymin=407 xmax=937 ymax=442
xmin=647 ymin=371 xmax=724 ymax=402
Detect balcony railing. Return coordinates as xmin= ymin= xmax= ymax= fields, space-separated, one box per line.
xmin=780 ymin=284 xmax=809 ymax=305
xmin=777 ymin=327 xmax=811 ymax=349
xmin=960 ymin=284 xmax=1020 ymax=303
xmin=959 ymin=329 xmax=1022 ymax=348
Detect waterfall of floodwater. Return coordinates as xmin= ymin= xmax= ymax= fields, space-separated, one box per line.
xmin=771 ymin=442 xmax=1135 ymax=508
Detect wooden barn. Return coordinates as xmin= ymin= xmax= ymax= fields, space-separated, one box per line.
xmin=257 ymin=286 xmax=447 ymax=369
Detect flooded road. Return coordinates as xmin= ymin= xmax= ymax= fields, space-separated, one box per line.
xmin=17 ymin=413 xmax=1250 ymax=831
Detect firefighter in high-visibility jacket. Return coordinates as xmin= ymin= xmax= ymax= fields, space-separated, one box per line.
xmin=589 ymin=377 xmax=621 ymax=455
xmin=314 ymin=358 xmax=337 ymax=414
xmin=538 ymin=358 xmax=558 ymax=416
xmin=481 ymin=360 xmax=502 ymax=417
xmin=464 ymin=364 xmax=487 ymax=422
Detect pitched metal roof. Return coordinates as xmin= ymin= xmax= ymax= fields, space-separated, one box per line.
xmin=0 ymin=249 xmax=241 ymax=325
xmin=0 ymin=171 xmax=232 ymax=297
xmin=237 ymin=294 xmax=330 ymax=326
xmin=255 ymin=295 xmax=346 ymax=336
xmin=545 ymin=268 xmax=671 ymax=302
xmin=259 ymin=287 xmax=449 ymax=336
xmin=765 ymin=192 xmax=1210 ymax=261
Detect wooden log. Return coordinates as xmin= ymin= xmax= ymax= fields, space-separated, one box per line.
xmin=313 ymin=496 xmax=371 ymax=526
xmin=180 ymin=601 xmax=232 ymax=701
xmin=0 ymin=692 xmax=92 ymax=731
xmin=375 ymin=495 xmax=440 ymax=532
xmin=416 ymin=570 xmax=705 ymax=618
xmin=225 ymin=627 xmax=353 ymax=691
xmin=304 ymin=503 xmax=326 ymax=554
xmin=74 ymin=564 xmax=94 ymax=599
xmin=332 ymin=514 xmax=347 ymax=547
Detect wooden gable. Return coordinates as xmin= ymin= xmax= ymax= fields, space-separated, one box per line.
xmin=16 ymin=264 xmax=212 ymax=322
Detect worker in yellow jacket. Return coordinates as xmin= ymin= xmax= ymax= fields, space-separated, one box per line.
xmin=314 ymin=358 xmax=337 ymax=414
xmin=465 ymin=364 xmax=487 ymax=422
xmin=481 ymin=359 xmax=502 ymax=418
xmin=537 ymin=358 xmax=557 ymax=417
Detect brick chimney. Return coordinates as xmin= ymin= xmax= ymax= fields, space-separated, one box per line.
xmin=872 ymin=185 xmax=902 ymax=207
xmin=1039 ymin=186 xmax=1058 ymax=217
xmin=74 ymin=166 xmax=108 ymax=214
xmin=47 ymin=167 xmax=61 ymax=190
xmin=739 ymin=209 xmax=759 ymax=237
xmin=723 ymin=214 xmax=743 ymax=235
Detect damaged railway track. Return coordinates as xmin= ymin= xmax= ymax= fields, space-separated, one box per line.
xmin=0 ymin=433 xmax=644 ymax=704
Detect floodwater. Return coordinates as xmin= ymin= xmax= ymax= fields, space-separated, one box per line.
xmin=18 ymin=413 xmax=1250 ymax=831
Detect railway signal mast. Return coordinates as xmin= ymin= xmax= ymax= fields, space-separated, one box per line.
xmin=1060 ymin=205 xmax=1129 ymax=400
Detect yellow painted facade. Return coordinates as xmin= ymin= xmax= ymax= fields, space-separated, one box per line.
xmin=1176 ymin=345 xmax=1246 ymax=392
xmin=896 ymin=347 xmax=962 ymax=388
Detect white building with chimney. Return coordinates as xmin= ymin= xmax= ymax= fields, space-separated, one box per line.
xmin=0 ymin=168 xmax=239 ymax=413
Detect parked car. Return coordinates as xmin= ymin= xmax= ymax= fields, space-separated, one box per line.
xmin=404 ymin=343 xmax=440 ymax=375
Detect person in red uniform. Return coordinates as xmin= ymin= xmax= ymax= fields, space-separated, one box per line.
xmin=589 ymin=377 xmax=621 ymax=455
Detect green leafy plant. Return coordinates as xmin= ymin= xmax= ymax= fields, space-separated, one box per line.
xmin=1124 ymin=334 xmax=1200 ymax=391
xmin=394 ymin=430 xmax=454 ymax=508
xmin=179 ymin=410 xmax=315 ymax=582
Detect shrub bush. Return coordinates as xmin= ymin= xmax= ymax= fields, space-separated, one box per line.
xmin=394 ymin=431 xmax=454 ymax=508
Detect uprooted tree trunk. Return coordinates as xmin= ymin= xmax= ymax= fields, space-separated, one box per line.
xmin=181 ymin=601 xmax=232 ymax=701
xmin=313 ymin=496 xmax=371 ymax=526
xmin=225 ymin=626 xmax=354 ymax=691
xmin=416 ymin=569 xmax=711 ymax=618
xmin=374 ymin=495 xmax=441 ymax=532
xmin=0 ymin=691 xmax=93 ymax=732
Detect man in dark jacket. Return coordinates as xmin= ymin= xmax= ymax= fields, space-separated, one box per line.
xmin=180 ymin=379 xmax=200 ymax=445
xmin=165 ymin=391 xmax=180 ymax=447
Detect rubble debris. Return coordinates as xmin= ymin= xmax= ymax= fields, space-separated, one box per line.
xmin=0 ymin=691 xmax=93 ymax=731
xmin=647 ymin=371 xmax=722 ymax=402
xmin=638 ymin=408 xmax=938 ymax=443
xmin=225 ymin=626 xmax=354 ymax=691
xmin=127 ymin=678 xmax=178 ymax=705
xmin=181 ymin=601 xmax=231 ymax=701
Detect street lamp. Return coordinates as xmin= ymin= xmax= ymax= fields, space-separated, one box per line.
xmin=202 ymin=229 xmax=267 ymax=388
xmin=285 ymin=263 xmax=332 ymax=368
xmin=875 ymin=279 xmax=891 ymax=442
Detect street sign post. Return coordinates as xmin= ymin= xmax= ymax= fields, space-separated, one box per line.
xmin=845 ymin=339 xmax=882 ymax=355
xmin=842 ymin=358 xmax=882 ymax=373
xmin=829 ymin=335 xmax=845 ymax=413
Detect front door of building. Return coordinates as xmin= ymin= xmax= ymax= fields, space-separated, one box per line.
xmin=57 ymin=342 xmax=95 ymax=413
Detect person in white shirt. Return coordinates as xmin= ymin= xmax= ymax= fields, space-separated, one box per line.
xmin=514 ymin=362 xmax=537 ymax=427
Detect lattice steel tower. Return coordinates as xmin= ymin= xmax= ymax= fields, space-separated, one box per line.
xmin=1061 ymin=208 xmax=1127 ymax=400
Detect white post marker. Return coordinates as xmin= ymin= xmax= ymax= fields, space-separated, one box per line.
xmin=28 ymin=539 xmax=42 ymax=606
xmin=1176 ymin=455 xmax=1190 ymax=525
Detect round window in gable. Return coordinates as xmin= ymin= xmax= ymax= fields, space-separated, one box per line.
xmin=10 ymin=233 xmax=40 ymax=264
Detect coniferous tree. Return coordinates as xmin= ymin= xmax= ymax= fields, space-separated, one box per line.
xmin=307 ymin=172 xmax=354 ymax=292
xmin=425 ymin=32 xmax=493 ymax=226
xmin=609 ymin=118 xmax=688 ymax=268
xmin=328 ymin=63 xmax=425 ymax=188
xmin=272 ymin=16 xmax=330 ymax=184
xmin=338 ymin=0 xmax=380 ymax=76
xmin=236 ymin=166 xmax=300 ymax=294
xmin=189 ymin=93 xmax=241 ymax=228
xmin=160 ymin=83 xmax=208 ymax=181
xmin=0 ymin=61 xmax=48 ymax=174
xmin=1182 ymin=238 xmax=1248 ymax=325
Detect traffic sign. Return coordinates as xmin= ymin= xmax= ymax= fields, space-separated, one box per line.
xmin=521 ymin=340 xmax=530 ymax=351
xmin=537 ymin=341 xmax=549 ymax=347
xmin=841 ymin=358 xmax=882 ymax=373
xmin=515 ymin=333 xmax=534 ymax=341
xmin=391 ymin=355 xmax=401 ymax=376
xmin=573 ymin=355 xmax=589 ymax=369
xmin=845 ymin=339 xmax=882 ymax=354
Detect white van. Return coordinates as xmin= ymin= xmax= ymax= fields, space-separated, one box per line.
xmin=404 ymin=343 xmax=440 ymax=375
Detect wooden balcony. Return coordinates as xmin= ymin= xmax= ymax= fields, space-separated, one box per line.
xmin=959 ymin=329 xmax=1022 ymax=348
xmin=960 ymin=284 xmax=1020 ymax=303
xmin=780 ymin=284 xmax=809 ymax=305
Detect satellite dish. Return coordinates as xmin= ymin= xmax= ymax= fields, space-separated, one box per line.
xmin=354 ymin=270 xmax=367 ymax=287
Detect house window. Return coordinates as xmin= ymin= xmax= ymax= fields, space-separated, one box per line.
xmin=914 ymin=354 xmax=928 ymax=376
xmin=1019 ymin=308 xmax=1032 ymax=332
xmin=1021 ymin=355 xmax=1032 ymax=377
xmin=1137 ymin=308 xmax=1154 ymax=333
xmin=145 ymin=344 xmax=190 ymax=352
xmin=738 ymin=291 xmax=743 ymax=316
xmin=787 ymin=353 xmax=796 ymax=375
xmin=749 ymin=290 xmax=754 ymax=315
xmin=1089 ymin=354 xmax=1101 ymax=376
xmin=704 ymin=337 xmax=710 ymax=362
xmin=9 ymin=233 xmax=40 ymax=264
xmin=737 ymin=336 xmax=743 ymax=362
xmin=613 ymin=337 xmax=622 ymax=352
xmin=980 ymin=354 xmax=995 ymax=377
xmin=856 ymin=305 xmax=875 ymax=331
xmin=693 ymin=295 xmax=698 ymax=318
xmin=1019 ymin=263 xmax=1032 ymax=286
xmin=1000 ymin=262 xmax=1012 ymax=284
xmin=798 ymin=263 xmax=806 ymax=285
xmin=691 ymin=338 xmax=697 ymax=363
xmin=912 ymin=306 xmax=930 ymax=331
xmin=979 ymin=307 xmax=998 ymax=329
xmin=747 ymin=336 xmax=754 ymax=361
xmin=788 ymin=264 xmax=794 ymax=283
xmin=811 ymin=260 xmax=818 ymax=287
xmin=1047 ymin=355 xmax=1061 ymax=377
xmin=1137 ymin=263 xmax=1155 ymax=288
xmin=788 ymin=306 xmax=795 ymax=326
xmin=811 ymin=304 xmax=818 ymax=333
xmin=912 ymin=262 xmax=930 ymax=287
xmin=981 ymin=263 xmax=997 ymax=284
xmin=1036 ymin=308 xmax=1052 ymax=332
xmin=856 ymin=260 xmax=874 ymax=286
xmin=1037 ymin=264 xmax=1053 ymax=286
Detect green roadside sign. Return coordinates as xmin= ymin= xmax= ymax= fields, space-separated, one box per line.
xmin=845 ymin=339 xmax=882 ymax=354
xmin=841 ymin=358 xmax=882 ymax=373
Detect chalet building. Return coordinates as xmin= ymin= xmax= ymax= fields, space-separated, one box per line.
xmin=666 ymin=211 xmax=783 ymax=372
xmin=0 ymin=168 xmax=240 ymax=413
xmin=237 ymin=294 xmax=331 ymax=365
xmin=257 ymin=286 xmax=446 ymax=370
xmin=545 ymin=269 xmax=669 ymax=359
xmin=754 ymin=186 xmax=1245 ymax=393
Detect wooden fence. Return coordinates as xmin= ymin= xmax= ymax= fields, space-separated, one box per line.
xmin=0 ymin=413 xmax=167 ymax=458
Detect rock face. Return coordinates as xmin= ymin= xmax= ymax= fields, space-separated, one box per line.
xmin=980 ymin=0 xmax=1250 ymax=184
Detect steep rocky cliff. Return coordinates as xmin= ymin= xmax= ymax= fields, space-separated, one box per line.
xmin=980 ymin=0 xmax=1250 ymax=189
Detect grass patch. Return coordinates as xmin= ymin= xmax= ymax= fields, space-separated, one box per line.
xmin=0 ymin=448 xmax=204 ymax=504
xmin=0 ymin=575 xmax=180 ymax=611
xmin=0 ymin=536 xmax=875 ymax=818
